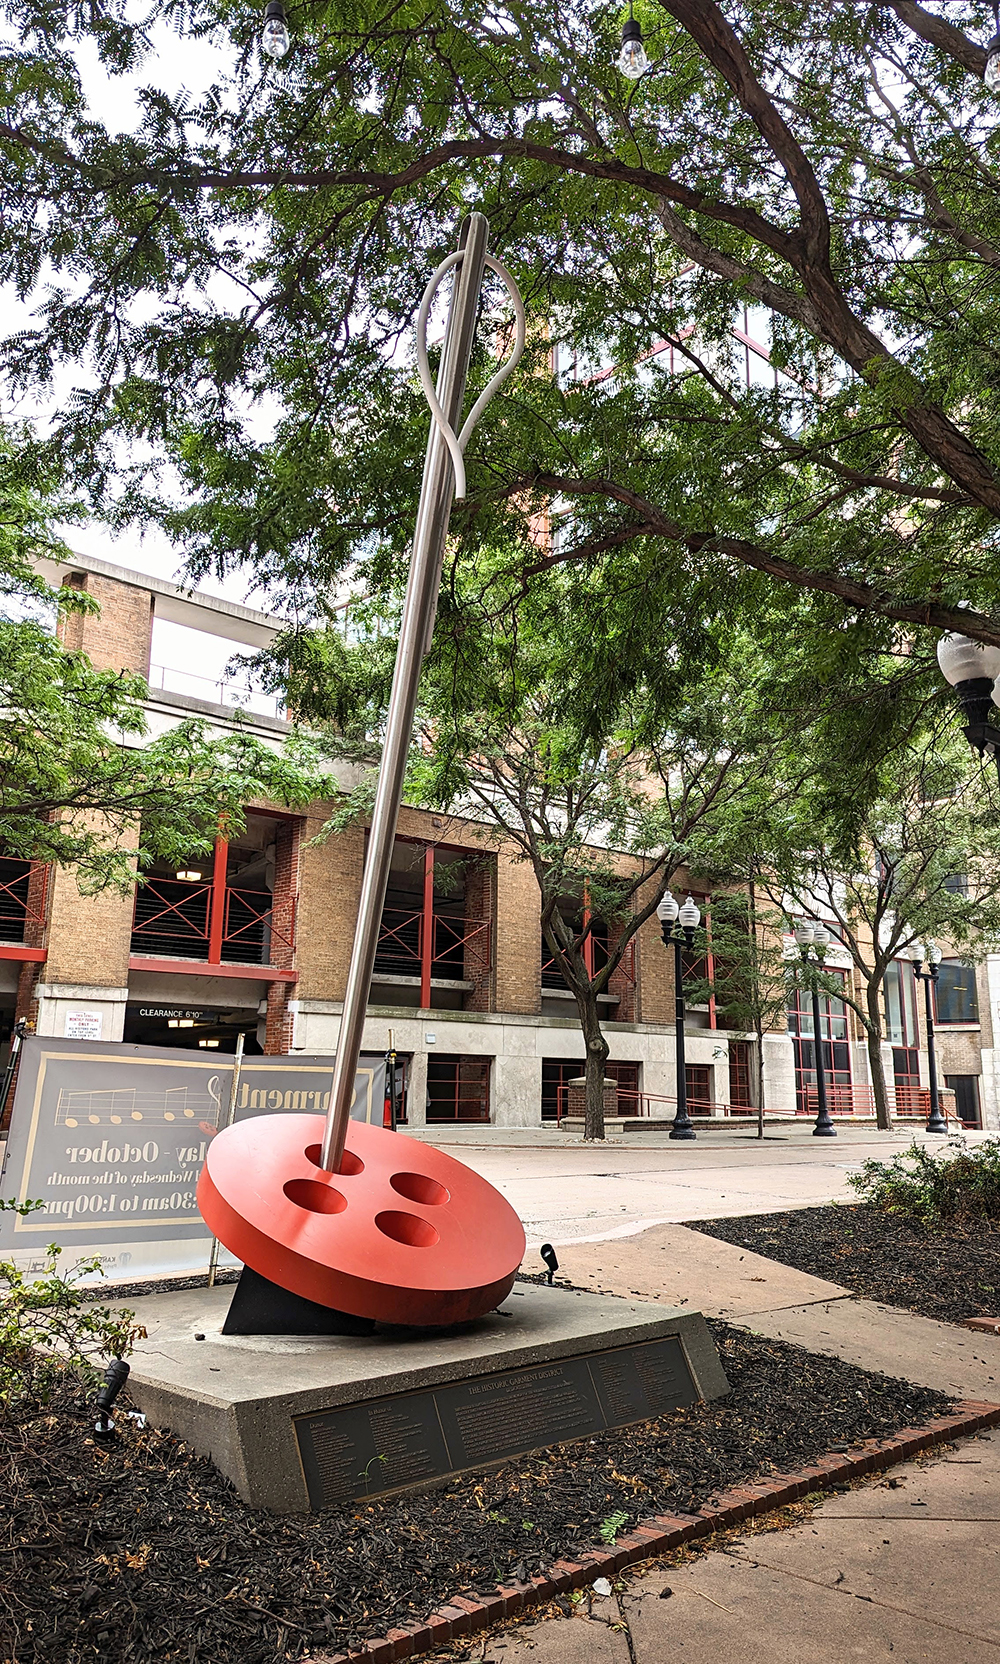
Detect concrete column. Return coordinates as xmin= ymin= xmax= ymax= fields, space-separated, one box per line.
xmin=406 ymin=1048 xmax=428 ymax=1127
xmin=492 ymin=1053 xmax=543 ymax=1126
xmin=979 ymin=1051 xmax=1000 ymax=1131
xmin=34 ymin=983 xmax=128 ymax=1041
xmin=709 ymin=1048 xmax=730 ymax=1118
xmin=762 ymin=1031 xmax=796 ymax=1115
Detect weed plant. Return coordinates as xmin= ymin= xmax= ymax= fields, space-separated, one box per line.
xmin=847 ymin=1138 xmax=1000 ymax=1233
xmin=0 ymin=1199 xmax=144 ymax=1421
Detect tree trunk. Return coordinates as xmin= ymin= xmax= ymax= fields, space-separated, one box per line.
xmin=754 ymin=1021 xmax=766 ymax=1140
xmin=865 ymin=981 xmax=893 ymax=1131
xmin=580 ymin=999 xmax=610 ymax=1141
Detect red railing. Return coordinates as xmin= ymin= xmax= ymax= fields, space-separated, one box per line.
xmin=131 ymin=878 xmax=295 ymax=966
xmin=555 ymin=1085 xmax=726 ymax=1123
xmin=222 ymin=884 xmax=295 ymax=964
xmin=892 ymin=1082 xmax=957 ymax=1121
xmin=0 ymin=858 xmax=48 ymax=946
xmin=800 ymin=1083 xmax=873 ymax=1117
xmin=541 ymin=936 xmax=636 ymax=993
xmin=373 ymin=906 xmax=491 ymax=983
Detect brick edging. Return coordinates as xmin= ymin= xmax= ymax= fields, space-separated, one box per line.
xmin=317 ymin=1400 xmax=1000 ymax=1664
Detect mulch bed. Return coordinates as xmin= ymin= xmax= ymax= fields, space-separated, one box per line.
xmin=691 ymin=1204 xmax=1000 ymax=1327
xmin=0 ymin=1324 xmax=952 ymax=1664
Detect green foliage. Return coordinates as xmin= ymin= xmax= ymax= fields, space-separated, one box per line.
xmin=3 ymin=0 xmax=1000 ymax=697
xmin=0 ymin=435 xmax=338 ymax=884
xmin=847 ymin=1140 xmax=1000 ymax=1234
xmin=598 ymin=1510 xmax=629 ymax=1544
xmin=0 ymin=1200 xmax=145 ymax=1422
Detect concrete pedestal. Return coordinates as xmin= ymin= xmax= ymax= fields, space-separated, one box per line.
xmin=125 ymin=1283 xmax=728 ymax=1513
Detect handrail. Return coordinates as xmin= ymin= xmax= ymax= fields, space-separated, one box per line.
xmin=373 ymin=905 xmax=491 ymax=979
xmin=554 ymin=1084 xmax=727 ymax=1124
xmin=131 ymin=877 xmax=295 ymax=965
xmin=541 ymin=935 xmax=636 ymax=992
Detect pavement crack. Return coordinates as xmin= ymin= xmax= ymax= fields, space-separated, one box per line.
xmin=727 ymin=1550 xmax=1000 ymax=1646
xmin=613 ymin=1590 xmax=638 ymax=1664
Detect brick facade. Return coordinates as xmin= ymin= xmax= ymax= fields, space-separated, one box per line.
xmin=293 ymin=808 xmax=365 ymax=1002
xmin=58 ymin=571 xmax=153 ymax=675
xmin=40 ymin=819 xmax=134 ymax=989
xmin=462 ymin=855 xmax=495 ymax=1012
xmin=494 ymin=852 xmax=542 ymax=1015
xmin=636 ymin=878 xmax=673 ymax=1025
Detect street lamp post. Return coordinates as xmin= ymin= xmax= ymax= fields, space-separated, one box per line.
xmin=936 ymin=633 xmax=1000 ymax=785
xmin=794 ymin=921 xmax=836 ymax=1138
xmin=657 ymin=893 xmax=702 ymax=1141
xmin=908 ymin=942 xmax=947 ymax=1134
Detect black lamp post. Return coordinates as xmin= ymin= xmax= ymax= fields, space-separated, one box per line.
xmin=908 ymin=942 xmax=947 ymax=1134
xmin=794 ymin=920 xmax=836 ymax=1138
xmin=656 ymin=892 xmax=702 ymax=1141
xmin=936 ymin=632 xmax=1000 ymax=785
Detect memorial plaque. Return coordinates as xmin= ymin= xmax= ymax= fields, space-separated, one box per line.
xmin=294 ymin=1335 xmax=698 ymax=1509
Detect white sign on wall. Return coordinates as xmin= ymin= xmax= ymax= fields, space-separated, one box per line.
xmin=64 ymin=1011 xmax=103 ymax=1041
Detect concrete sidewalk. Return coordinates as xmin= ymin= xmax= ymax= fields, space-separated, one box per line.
xmin=466 ymin=1220 xmax=1000 ymax=1664
xmin=485 ymin=1430 xmax=1000 ymax=1662
xmin=557 ymin=1223 xmax=1000 ymax=1399
xmin=408 ymin=1125 xmax=981 ymax=1248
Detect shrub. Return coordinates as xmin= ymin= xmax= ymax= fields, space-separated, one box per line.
xmin=0 ymin=1200 xmax=145 ymax=1421
xmin=846 ymin=1138 xmax=1000 ymax=1233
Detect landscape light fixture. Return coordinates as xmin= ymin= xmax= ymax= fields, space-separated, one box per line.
xmin=987 ymin=4 xmax=1000 ymax=90
xmin=261 ymin=0 xmax=291 ymax=59
xmin=936 ymin=630 xmax=1000 ymax=783
xmin=908 ymin=942 xmax=947 ymax=1134
xmin=656 ymin=891 xmax=702 ymax=1140
xmin=794 ymin=918 xmax=836 ymax=1138
xmin=94 ymin=1358 xmax=130 ymax=1439
xmin=617 ymin=3 xmax=649 ymax=78
xmin=540 ymin=1243 xmax=559 ymax=1285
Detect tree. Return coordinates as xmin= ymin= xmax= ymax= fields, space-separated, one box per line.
xmin=3 ymin=0 xmax=1000 ymax=687
xmin=321 ymin=574 xmax=790 ymax=1139
xmin=0 ymin=445 xmax=333 ymax=886
xmin=684 ymin=885 xmax=794 ymax=1139
xmin=763 ymin=741 xmax=1000 ymax=1130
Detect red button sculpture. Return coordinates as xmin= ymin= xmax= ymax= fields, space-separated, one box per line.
xmin=198 ymin=1114 xmax=525 ymax=1327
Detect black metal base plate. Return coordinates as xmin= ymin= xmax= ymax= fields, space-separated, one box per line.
xmin=221 ymin=1265 xmax=376 ymax=1336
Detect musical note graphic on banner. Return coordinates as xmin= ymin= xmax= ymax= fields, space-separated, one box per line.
xmin=55 ymin=1076 xmax=225 ymax=1128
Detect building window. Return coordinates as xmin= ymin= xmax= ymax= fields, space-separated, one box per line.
xmin=885 ymin=958 xmax=921 ymax=1111
xmin=130 ymin=811 xmax=298 ymax=967
xmin=787 ymin=973 xmax=852 ymax=1112
xmin=426 ymin=1055 xmax=491 ymax=1122
xmin=729 ymin=1040 xmax=753 ymax=1111
xmin=541 ymin=1059 xmax=640 ymax=1121
xmin=945 ymin=1074 xmax=981 ymax=1127
xmin=935 ymin=961 xmax=979 ymax=1024
xmin=685 ymin=1064 xmax=713 ymax=1114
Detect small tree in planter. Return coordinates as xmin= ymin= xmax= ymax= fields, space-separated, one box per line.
xmin=764 ymin=744 xmax=1000 ymax=1131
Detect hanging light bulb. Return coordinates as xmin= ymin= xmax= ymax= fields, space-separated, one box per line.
xmin=617 ymin=6 xmax=648 ymax=79
xmin=261 ymin=0 xmax=291 ymax=60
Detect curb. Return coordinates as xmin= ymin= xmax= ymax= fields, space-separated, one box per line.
xmin=317 ymin=1399 xmax=1000 ymax=1664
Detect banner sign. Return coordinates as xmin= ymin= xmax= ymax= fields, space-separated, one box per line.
xmin=0 ymin=1038 xmax=386 ymax=1282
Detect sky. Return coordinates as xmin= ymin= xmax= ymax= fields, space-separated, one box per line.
xmin=34 ymin=19 xmax=286 ymax=683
